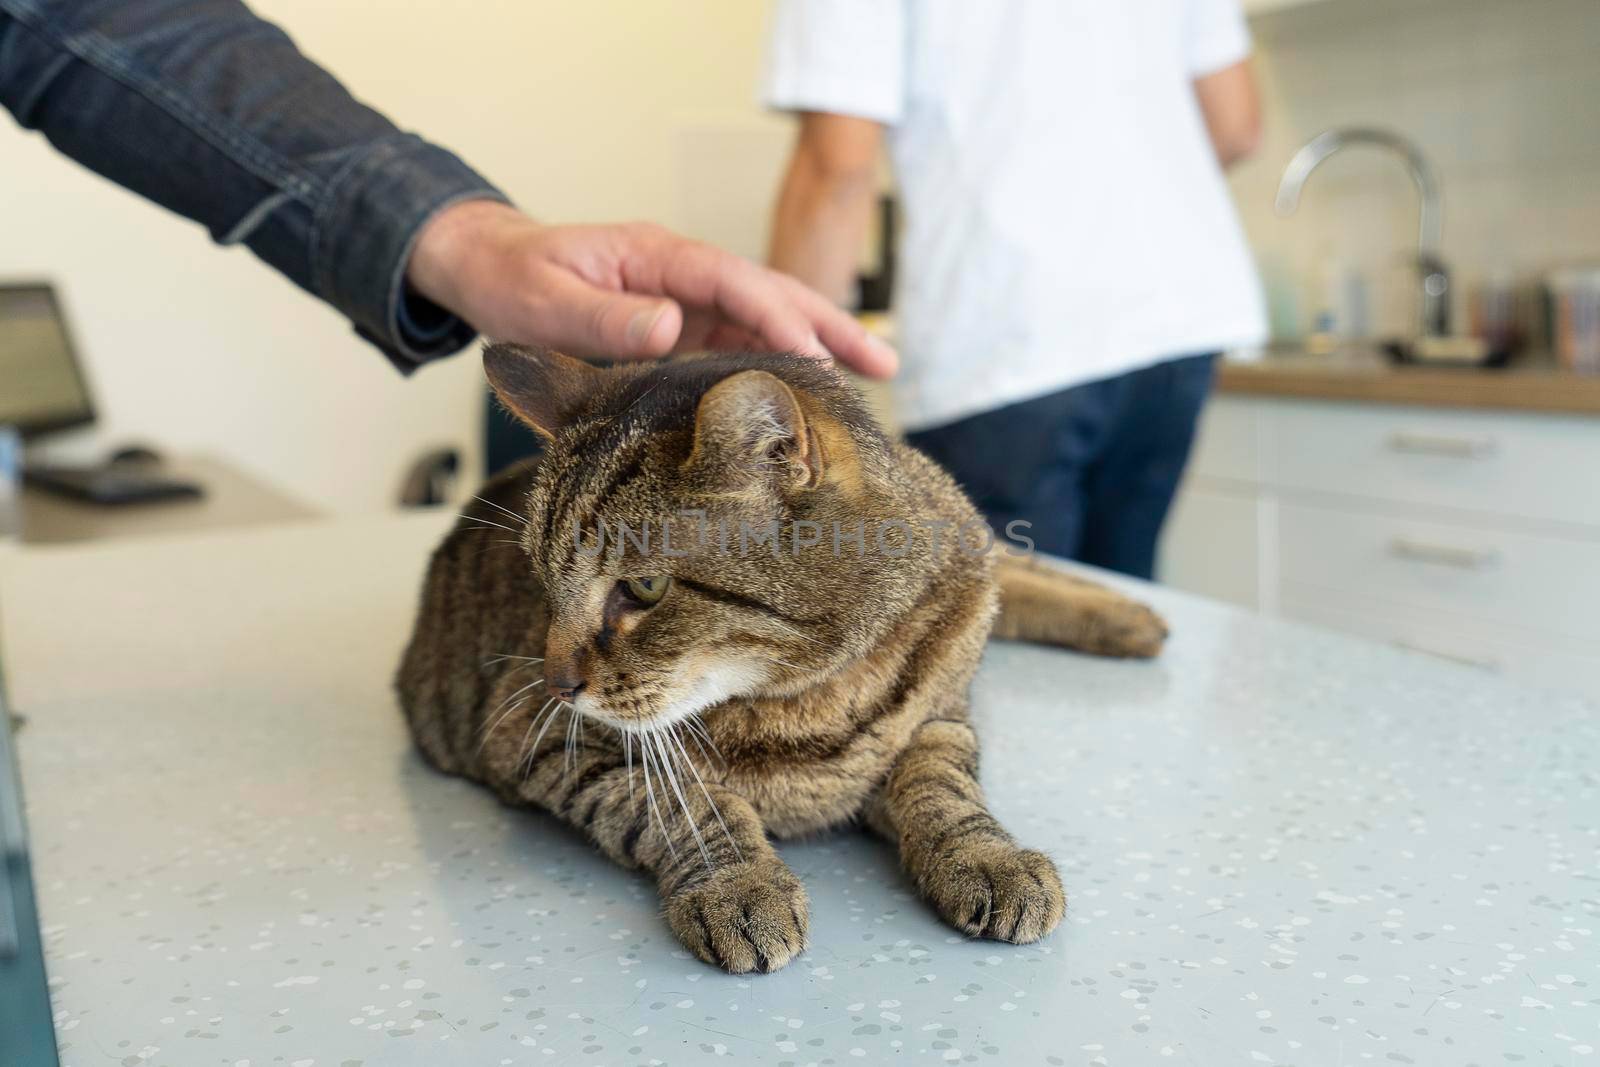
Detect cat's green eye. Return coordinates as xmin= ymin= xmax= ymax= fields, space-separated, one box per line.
xmin=622 ymin=576 xmax=671 ymax=606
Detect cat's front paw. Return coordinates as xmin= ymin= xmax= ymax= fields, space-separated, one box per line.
xmin=665 ymin=860 xmax=809 ymax=974
xmin=923 ymin=841 xmax=1065 ymax=944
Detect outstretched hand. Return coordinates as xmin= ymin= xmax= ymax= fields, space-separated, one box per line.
xmin=407 ymin=200 xmax=897 ymax=379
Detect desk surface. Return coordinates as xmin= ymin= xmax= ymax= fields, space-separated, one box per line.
xmin=3 ymin=515 xmax=1596 ymax=1066
xmin=18 ymin=454 xmax=317 ymax=545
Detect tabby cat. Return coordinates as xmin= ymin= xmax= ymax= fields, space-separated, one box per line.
xmin=396 ymin=345 xmax=1167 ymax=974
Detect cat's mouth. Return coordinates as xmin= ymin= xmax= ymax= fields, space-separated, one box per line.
xmin=575 ymin=659 xmax=768 ymax=733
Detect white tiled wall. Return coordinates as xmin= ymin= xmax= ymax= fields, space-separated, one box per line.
xmin=1231 ymin=0 xmax=1600 ymax=339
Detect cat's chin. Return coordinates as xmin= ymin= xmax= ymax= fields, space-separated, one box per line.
xmin=576 ymin=660 xmax=769 ymax=736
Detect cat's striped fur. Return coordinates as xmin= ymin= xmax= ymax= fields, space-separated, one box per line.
xmin=396 ymin=346 xmax=1167 ymax=973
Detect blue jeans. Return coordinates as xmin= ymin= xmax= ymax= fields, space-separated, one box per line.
xmin=905 ymin=354 xmax=1216 ymax=580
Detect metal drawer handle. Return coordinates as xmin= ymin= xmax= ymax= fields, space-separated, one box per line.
xmin=1389 ymin=537 xmax=1500 ymax=570
xmin=1387 ymin=431 xmax=1497 ymax=458
xmin=1394 ymin=640 xmax=1500 ymax=671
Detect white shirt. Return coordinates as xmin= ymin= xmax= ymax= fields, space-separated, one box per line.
xmin=764 ymin=0 xmax=1267 ymax=430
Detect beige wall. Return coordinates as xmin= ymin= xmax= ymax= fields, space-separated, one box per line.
xmin=1231 ymin=0 xmax=1600 ymax=340
xmin=0 ymin=1 xmax=793 ymax=512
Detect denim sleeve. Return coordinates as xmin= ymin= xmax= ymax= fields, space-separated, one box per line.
xmin=0 ymin=0 xmax=508 ymax=371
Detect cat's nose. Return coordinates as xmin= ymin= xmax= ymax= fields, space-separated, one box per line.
xmin=547 ymin=675 xmax=586 ymax=702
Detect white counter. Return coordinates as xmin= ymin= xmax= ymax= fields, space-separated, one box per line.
xmin=3 ymin=514 xmax=1595 ymax=1064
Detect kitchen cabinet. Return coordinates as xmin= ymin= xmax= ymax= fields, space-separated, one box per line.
xmin=1162 ymin=485 xmax=1265 ymax=609
xmin=1160 ymin=394 xmax=1600 ymax=698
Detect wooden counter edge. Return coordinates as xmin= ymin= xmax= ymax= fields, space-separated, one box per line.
xmin=1216 ymin=362 xmax=1600 ymax=417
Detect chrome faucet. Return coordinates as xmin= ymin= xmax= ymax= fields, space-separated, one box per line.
xmin=1275 ymin=128 xmax=1451 ymax=338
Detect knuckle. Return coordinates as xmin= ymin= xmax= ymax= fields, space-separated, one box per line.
xmin=588 ymin=301 xmax=620 ymax=345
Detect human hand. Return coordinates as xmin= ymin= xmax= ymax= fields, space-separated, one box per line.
xmin=407 ymin=200 xmax=897 ymax=379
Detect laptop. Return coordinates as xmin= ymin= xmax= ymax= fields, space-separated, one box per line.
xmin=0 ymin=283 xmax=95 ymax=438
xmin=1 ymin=283 xmax=200 ymax=506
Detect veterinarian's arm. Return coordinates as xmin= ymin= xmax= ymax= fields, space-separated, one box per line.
xmin=407 ymin=199 xmax=896 ymax=375
xmin=1185 ymin=0 xmax=1260 ymax=169
xmin=1193 ymin=58 xmax=1262 ymax=168
xmin=0 ymin=0 xmax=502 ymax=370
xmin=767 ymin=112 xmax=885 ymax=307
xmin=0 ymin=0 xmax=897 ymax=378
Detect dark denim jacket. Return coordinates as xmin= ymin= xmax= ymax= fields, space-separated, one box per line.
xmin=0 ymin=0 xmax=506 ymax=370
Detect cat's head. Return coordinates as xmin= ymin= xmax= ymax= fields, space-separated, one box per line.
xmin=486 ymin=344 xmax=921 ymax=733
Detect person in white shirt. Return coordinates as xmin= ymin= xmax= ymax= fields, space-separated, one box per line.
xmin=764 ymin=0 xmax=1266 ymax=578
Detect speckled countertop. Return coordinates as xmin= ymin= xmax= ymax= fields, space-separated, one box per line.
xmin=2 ymin=515 xmax=1597 ymax=1066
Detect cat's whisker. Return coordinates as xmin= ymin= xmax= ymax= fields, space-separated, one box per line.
xmin=636 ymin=729 xmax=651 ymax=812
xmin=652 ymin=728 xmax=711 ymax=867
xmin=467 ymin=540 xmax=524 ymax=559
xmin=679 ymin=713 xmax=711 ymax=745
xmin=474 ymin=696 xmax=528 ymax=755
xmin=623 ymin=728 xmax=635 ymax=803
xmin=563 ymin=705 xmax=582 ymax=775
xmin=616 ymin=374 xmax=667 ymax=418
xmin=679 ymin=721 xmax=714 ymax=763
xmin=492 ymin=678 xmax=546 ymax=717
xmin=680 ymin=716 xmax=723 ymax=764
xmin=514 ymin=697 xmax=558 ymax=771
xmin=458 ymin=514 xmax=522 ymax=536
xmin=520 ymin=698 xmax=564 ymax=775
xmin=460 ymin=527 xmax=515 ymax=543
xmin=475 ymin=678 xmax=546 ymax=754
xmin=667 ymin=722 xmax=740 ymax=863
xmin=638 ymin=735 xmax=676 ymax=860
xmin=484 ymin=655 xmax=545 ymax=678
xmin=471 ymin=494 xmax=531 ymax=527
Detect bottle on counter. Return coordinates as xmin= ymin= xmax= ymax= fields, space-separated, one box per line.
xmin=1469 ymin=270 xmax=1523 ymax=360
xmin=1548 ymin=268 xmax=1600 ymax=375
xmin=1305 ymin=256 xmax=1369 ymax=355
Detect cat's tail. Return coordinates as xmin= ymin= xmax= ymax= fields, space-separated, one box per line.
xmin=991 ymin=554 xmax=1169 ymax=658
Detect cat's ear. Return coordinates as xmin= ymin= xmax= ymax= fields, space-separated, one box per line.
xmin=685 ymin=370 xmax=824 ymax=490
xmin=483 ymin=344 xmax=604 ymax=441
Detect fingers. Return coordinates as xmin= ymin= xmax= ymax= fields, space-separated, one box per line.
xmin=492 ymin=222 xmax=899 ymax=374
xmin=675 ymin=309 xmax=765 ymax=353
xmin=531 ymin=269 xmax=685 ymax=358
xmin=629 ymin=230 xmax=828 ymax=359
xmin=640 ymin=228 xmax=898 ymax=379
xmin=771 ymin=272 xmax=899 ymax=380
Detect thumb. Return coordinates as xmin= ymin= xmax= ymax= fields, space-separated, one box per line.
xmin=536 ymin=272 xmax=683 ymax=358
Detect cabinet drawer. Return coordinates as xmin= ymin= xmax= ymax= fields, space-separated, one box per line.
xmin=1278 ymin=501 xmax=1600 ymax=643
xmin=1188 ymin=395 xmax=1261 ymax=483
xmin=1279 ymin=596 xmax=1600 ymax=701
xmin=1159 ymin=483 xmax=1262 ymax=608
xmin=1259 ymin=400 xmax=1600 ymax=528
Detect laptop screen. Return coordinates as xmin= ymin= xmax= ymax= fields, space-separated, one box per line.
xmin=0 ymin=285 xmax=95 ymax=438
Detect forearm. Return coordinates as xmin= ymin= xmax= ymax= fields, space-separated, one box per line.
xmin=0 ymin=0 xmax=504 ymax=369
xmin=1205 ymin=117 xmax=1259 ymax=170
xmin=1193 ymin=58 xmax=1262 ymax=170
xmin=767 ymin=150 xmax=878 ymax=308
